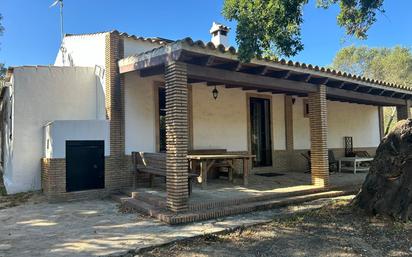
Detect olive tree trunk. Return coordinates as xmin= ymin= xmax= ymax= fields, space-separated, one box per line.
xmin=353 ymin=119 xmax=412 ymax=221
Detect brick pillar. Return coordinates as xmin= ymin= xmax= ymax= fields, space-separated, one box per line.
xmin=308 ymin=85 xmax=329 ymax=188
xmin=165 ymin=62 xmax=189 ymax=212
xmin=396 ymin=100 xmax=411 ymax=121
xmin=284 ymin=95 xmax=294 ymax=151
xmin=105 ymin=31 xmax=125 ymax=156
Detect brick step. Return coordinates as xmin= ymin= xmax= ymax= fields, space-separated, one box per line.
xmin=113 ymin=188 xmax=357 ymax=225
xmin=121 ymin=189 xmax=168 ymax=209
xmin=123 ymin=184 xmax=359 ymax=213
xmin=112 ymin=194 xmax=171 ymax=218
xmin=166 ymin=189 xmax=357 ymax=224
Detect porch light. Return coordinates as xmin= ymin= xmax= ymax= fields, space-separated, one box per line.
xmin=212 ymin=86 xmax=219 ymax=100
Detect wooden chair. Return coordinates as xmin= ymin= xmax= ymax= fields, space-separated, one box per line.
xmin=301 ymin=150 xmax=338 ymax=173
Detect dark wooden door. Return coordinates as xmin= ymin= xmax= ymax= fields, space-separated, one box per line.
xmin=250 ymin=97 xmax=272 ymax=167
xmin=66 ymin=140 xmax=105 ymax=192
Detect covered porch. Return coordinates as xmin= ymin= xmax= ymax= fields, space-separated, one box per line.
xmin=118 ymin=38 xmax=412 ymax=217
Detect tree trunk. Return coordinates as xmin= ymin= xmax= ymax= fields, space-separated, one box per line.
xmin=353 ymin=119 xmax=412 ymax=221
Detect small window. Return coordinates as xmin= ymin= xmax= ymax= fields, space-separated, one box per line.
xmin=303 ymin=99 xmax=309 ymax=118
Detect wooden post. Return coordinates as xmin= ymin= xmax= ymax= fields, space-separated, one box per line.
xmin=308 ymin=85 xmax=329 ymax=189
xmin=243 ymin=158 xmax=249 ymax=186
xmin=378 ymin=106 xmax=385 ymax=139
xmin=397 ymin=100 xmax=412 ymax=121
xmin=165 ymin=62 xmax=189 ymax=212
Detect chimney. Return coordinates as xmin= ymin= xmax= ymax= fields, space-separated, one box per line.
xmin=210 ymin=22 xmax=230 ymax=48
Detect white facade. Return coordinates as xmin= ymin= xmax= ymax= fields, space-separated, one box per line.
xmin=55 ymin=33 xmax=107 ymax=68
xmin=2 ymin=31 xmax=383 ymax=194
xmin=44 ymin=120 xmax=110 ymax=158
xmin=123 ymin=77 xmax=381 ymax=155
xmin=292 ymin=97 xmax=381 ymax=149
xmin=4 ymin=66 xmax=105 ymax=193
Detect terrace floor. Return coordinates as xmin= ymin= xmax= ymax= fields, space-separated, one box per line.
xmin=120 ymin=171 xmax=367 ymax=224
xmin=135 ymin=171 xmax=366 ymax=203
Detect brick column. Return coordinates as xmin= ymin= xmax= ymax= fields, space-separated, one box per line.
xmin=165 ymin=62 xmax=189 ymax=212
xmin=396 ymin=100 xmax=411 ymax=121
xmin=105 ymin=31 xmax=125 ymax=156
xmin=308 ymin=85 xmax=329 ymax=188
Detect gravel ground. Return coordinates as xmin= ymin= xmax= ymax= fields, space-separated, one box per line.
xmin=137 ymin=199 xmax=412 ymax=257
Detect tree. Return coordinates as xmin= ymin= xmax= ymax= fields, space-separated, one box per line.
xmin=0 ymin=14 xmax=5 ymax=81
xmin=353 ymin=119 xmax=412 ymax=221
xmin=331 ymin=45 xmax=412 ymax=133
xmin=222 ymin=0 xmax=385 ymax=62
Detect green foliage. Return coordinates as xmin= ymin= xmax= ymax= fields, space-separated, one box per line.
xmin=223 ymin=0 xmax=385 ymax=62
xmin=317 ymin=0 xmax=384 ymax=39
xmin=331 ymin=45 xmax=412 ymax=133
xmin=0 ymin=63 xmax=6 ymax=80
xmin=331 ymin=45 xmax=412 ymax=87
xmin=223 ymin=0 xmax=308 ymax=62
xmin=0 ymin=14 xmax=5 ymax=81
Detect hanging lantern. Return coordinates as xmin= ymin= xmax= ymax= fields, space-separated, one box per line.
xmin=212 ymin=86 xmax=219 ymax=100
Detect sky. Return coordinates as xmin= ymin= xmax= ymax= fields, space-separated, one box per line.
xmin=0 ymin=0 xmax=411 ymax=67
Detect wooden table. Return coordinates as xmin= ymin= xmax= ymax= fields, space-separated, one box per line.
xmin=187 ymin=154 xmax=255 ymax=189
xmin=338 ymin=157 xmax=374 ymax=174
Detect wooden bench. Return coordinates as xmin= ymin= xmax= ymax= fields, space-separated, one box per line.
xmin=132 ymin=152 xmax=197 ymax=194
xmin=188 ymin=149 xmax=234 ymax=182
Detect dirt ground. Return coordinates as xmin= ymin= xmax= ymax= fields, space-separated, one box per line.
xmin=0 ymin=191 xmax=43 ymax=210
xmin=137 ymin=199 xmax=412 ymax=257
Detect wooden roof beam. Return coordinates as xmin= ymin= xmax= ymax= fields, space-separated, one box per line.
xmin=186 ymin=63 xmax=317 ymax=94
xmin=308 ymin=77 xmax=329 ymax=85
xmin=327 ymin=87 xmax=405 ymax=106
xmin=139 ymin=65 xmax=165 ymax=77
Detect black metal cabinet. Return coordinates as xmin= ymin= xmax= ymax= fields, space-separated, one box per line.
xmin=66 ymin=140 xmax=105 ymax=192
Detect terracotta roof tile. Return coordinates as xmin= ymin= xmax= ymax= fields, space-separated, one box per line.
xmin=65 ymin=30 xmax=174 ymax=46
xmin=120 ymin=36 xmax=411 ymax=91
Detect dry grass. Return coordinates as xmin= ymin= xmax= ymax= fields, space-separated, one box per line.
xmin=0 ymin=191 xmax=41 ymax=210
xmin=137 ymin=199 xmax=412 ymax=257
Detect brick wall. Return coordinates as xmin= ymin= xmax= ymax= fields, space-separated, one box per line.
xmin=41 ymin=156 xmax=134 ymax=202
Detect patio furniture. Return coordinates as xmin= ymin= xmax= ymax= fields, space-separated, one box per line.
xmin=132 ymin=152 xmax=198 ymax=194
xmin=338 ymin=157 xmax=374 ymax=174
xmin=344 ymin=136 xmax=354 ymax=157
xmin=353 ymin=150 xmax=371 ymax=158
xmin=187 ymin=153 xmax=255 ymax=189
xmin=301 ymin=150 xmax=338 ymax=173
xmin=188 ymin=149 xmax=233 ymax=180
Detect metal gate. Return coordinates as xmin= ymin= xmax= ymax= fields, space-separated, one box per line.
xmin=66 ymin=140 xmax=105 ymax=192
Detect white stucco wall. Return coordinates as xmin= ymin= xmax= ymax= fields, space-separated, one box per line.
xmin=45 ymin=120 xmax=110 ymax=158
xmin=54 ymin=33 xmax=107 ymax=68
xmin=192 ymin=85 xmax=248 ymax=151
xmin=293 ymin=97 xmax=381 ymax=149
xmin=124 ymin=73 xmax=158 ymax=154
xmin=124 ymin=79 xmax=286 ymax=153
xmin=5 ymin=66 xmax=105 ymax=194
xmin=192 ymin=85 xmax=286 ymax=151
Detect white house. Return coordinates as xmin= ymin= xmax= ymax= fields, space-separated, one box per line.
xmin=1 ymin=25 xmax=411 ymax=212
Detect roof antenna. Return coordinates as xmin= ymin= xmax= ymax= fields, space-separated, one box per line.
xmin=50 ymin=0 xmax=66 ymax=65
